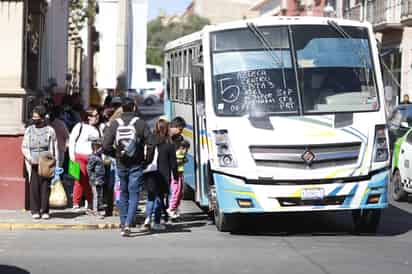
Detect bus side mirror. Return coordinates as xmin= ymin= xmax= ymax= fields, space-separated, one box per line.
xmin=191 ymin=61 xmax=204 ymax=83
xmin=401 ymin=121 xmax=409 ymax=128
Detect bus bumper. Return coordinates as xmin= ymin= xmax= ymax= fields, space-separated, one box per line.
xmin=213 ymin=169 xmax=389 ymax=214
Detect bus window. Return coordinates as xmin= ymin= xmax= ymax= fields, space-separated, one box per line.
xmin=292 ymin=25 xmax=378 ymax=113
xmin=146 ymin=68 xmax=161 ymax=82
xmin=211 ymin=26 xmax=298 ymax=116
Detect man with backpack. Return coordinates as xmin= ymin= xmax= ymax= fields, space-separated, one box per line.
xmin=103 ymin=97 xmax=151 ymax=237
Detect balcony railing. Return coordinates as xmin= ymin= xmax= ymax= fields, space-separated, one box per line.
xmin=401 ymin=0 xmax=412 ymax=24
xmin=375 ymin=0 xmax=402 ymax=28
xmin=343 ymin=0 xmax=402 ymax=29
xmin=343 ymin=4 xmax=361 ymax=21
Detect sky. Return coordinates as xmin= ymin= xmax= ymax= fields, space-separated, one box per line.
xmin=148 ymin=0 xmax=192 ymax=21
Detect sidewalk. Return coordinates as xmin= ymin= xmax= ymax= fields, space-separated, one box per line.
xmin=0 ymin=201 xmax=205 ymax=231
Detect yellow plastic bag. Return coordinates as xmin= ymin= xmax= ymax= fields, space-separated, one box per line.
xmin=49 ymin=180 xmax=68 ymax=208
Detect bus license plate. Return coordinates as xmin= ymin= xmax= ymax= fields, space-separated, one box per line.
xmin=301 ymin=188 xmax=324 ymax=200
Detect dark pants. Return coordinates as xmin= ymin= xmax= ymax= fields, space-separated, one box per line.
xmin=30 ymin=165 xmax=51 ymax=215
xmin=118 ymin=165 xmax=144 ymax=227
xmin=104 ymin=165 xmax=115 ymax=216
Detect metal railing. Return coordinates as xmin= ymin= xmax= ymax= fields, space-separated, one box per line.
xmin=343 ymin=4 xmax=361 ymax=21
xmin=401 ymin=0 xmax=412 ymax=20
xmin=343 ymin=0 xmax=402 ymax=26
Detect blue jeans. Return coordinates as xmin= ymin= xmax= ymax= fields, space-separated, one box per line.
xmin=145 ymin=192 xmax=166 ymax=224
xmin=117 ymin=165 xmax=144 ymax=226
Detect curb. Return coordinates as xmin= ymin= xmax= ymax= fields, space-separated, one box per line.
xmin=0 ymin=223 xmax=120 ymax=231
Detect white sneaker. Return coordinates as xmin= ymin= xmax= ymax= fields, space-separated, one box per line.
xmin=41 ymin=213 xmax=50 ymax=220
xmin=152 ymin=223 xmax=166 ymax=231
xmin=72 ymin=205 xmax=82 ymax=212
xmin=144 ymin=217 xmax=151 ymax=226
xmin=32 ymin=213 xmax=40 ymax=220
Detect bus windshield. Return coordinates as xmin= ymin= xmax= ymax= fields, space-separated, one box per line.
xmin=211 ymin=24 xmax=379 ymax=116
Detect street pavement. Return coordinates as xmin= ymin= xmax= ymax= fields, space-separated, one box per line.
xmin=1 ymin=197 xmax=412 ymax=274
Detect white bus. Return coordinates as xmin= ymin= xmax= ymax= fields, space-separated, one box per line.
xmin=163 ymin=16 xmax=389 ymax=233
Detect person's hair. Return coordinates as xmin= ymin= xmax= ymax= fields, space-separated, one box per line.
xmin=170 ymin=116 xmax=186 ymax=129
xmin=32 ymin=105 xmax=47 ymax=119
xmin=49 ymin=105 xmax=63 ymax=122
xmin=122 ymin=97 xmax=135 ymax=112
xmin=154 ymin=119 xmax=169 ymax=142
xmin=84 ymin=105 xmax=100 ymax=124
xmin=178 ymin=140 xmax=190 ymax=150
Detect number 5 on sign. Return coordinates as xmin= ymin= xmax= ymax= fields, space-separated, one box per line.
xmin=218 ymin=77 xmax=240 ymax=104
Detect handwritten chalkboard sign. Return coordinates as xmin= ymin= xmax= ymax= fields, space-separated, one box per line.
xmin=213 ymin=68 xmax=298 ymax=115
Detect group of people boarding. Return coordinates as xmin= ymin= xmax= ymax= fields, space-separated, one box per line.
xmin=22 ymin=96 xmax=189 ymax=236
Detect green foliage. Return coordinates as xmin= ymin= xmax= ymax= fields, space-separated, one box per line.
xmin=147 ymin=15 xmax=210 ymax=66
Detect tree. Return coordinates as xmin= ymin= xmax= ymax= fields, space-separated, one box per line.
xmin=147 ymin=14 xmax=210 ymax=66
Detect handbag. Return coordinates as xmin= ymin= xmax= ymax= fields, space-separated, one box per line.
xmin=68 ymin=123 xmax=83 ymax=180
xmin=38 ymin=152 xmax=56 ymax=178
xmin=49 ymin=178 xmax=68 ymax=208
xmin=143 ymin=145 xmax=158 ymax=174
xmin=37 ymin=128 xmax=56 ymax=178
xmin=68 ymin=159 xmax=81 ymax=180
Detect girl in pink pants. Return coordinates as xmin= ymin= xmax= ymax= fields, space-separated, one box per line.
xmin=168 ymin=141 xmax=189 ymax=218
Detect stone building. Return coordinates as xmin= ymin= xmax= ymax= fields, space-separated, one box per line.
xmin=0 ymin=0 xmax=69 ymax=209
xmin=184 ymin=0 xmax=258 ymax=24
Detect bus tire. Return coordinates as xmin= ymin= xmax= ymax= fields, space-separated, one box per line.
xmin=144 ymin=97 xmax=155 ymax=106
xmin=214 ymin=202 xmax=234 ymax=232
xmin=391 ymin=169 xmax=407 ymax=202
xmin=352 ymin=209 xmax=381 ymax=234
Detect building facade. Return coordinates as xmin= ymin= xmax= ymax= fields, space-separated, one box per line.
xmin=250 ymin=0 xmax=341 ymax=17
xmin=185 ymin=0 xmax=258 ymax=23
xmin=0 ymin=0 xmax=69 ymax=209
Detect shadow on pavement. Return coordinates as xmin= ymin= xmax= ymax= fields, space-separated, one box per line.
xmin=50 ymin=212 xmax=85 ymax=219
xmin=379 ymin=204 xmax=412 ymax=236
xmin=0 ymin=265 xmax=30 ymax=274
xmin=227 ymin=204 xmax=412 ymax=237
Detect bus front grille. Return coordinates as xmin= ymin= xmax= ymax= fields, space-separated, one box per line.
xmin=249 ymin=143 xmax=361 ymax=170
xmin=277 ymin=196 xmax=346 ymax=207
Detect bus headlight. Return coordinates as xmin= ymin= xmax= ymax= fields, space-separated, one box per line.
xmin=213 ymin=129 xmax=237 ymax=167
xmin=373 ymin=125 xmax=389 ymax=162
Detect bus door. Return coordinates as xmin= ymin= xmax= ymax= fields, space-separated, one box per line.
xmin=192 ymin=59 xmax=209 ymax=207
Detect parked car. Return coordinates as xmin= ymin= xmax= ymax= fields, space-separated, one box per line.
xmin=388 ymin=104 xmax=412 ymax=149
xmin=136 ymin=81 xmax=163 ymax=106
xmin=391 ymin=128 xmax=412 ymax=202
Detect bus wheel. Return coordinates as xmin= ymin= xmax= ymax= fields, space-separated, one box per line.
xmin=214 ymin=202 xmax=233 ymax=232
xmin=352 ymin=209 xmax=381 ymax=234
xmin=144 ymin=97 xmax=155 ymax=106
xmin=391 ymin=169 xmax=407 ymax=202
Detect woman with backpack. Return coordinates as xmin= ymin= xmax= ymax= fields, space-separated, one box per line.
xmin=142 ymin=119 xmax=178 ymax=231
xmin=68 ymin=106 xmax=102 ymax=211
xmin=22 ymin=105 xmax=59 ymax=219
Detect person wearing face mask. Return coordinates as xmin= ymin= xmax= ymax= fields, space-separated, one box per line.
xmin=68 ymin=106 xmax=102 ymax=211
xmin=22 ymin=105 xmax=59 ymax=220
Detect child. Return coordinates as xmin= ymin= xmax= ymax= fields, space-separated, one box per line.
xmin=86 ymin=137 xmax=106 ymax=219
xmin=142 ymin=171 xmax=168 ymax=231
xmin=168 ymin=140 xmax=190 ymax=219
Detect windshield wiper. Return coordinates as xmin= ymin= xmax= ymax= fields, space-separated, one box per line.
xmin=326 ymin=20 xmax=373 ymax=91
xmin=246 ymin=22 xmax=287 ymax=90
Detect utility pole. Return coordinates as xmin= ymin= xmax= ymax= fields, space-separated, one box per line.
xmin=88 ymin=0 xmax=95 ymax=98
xmin=116 ymin=0 xmax=129 ymax=94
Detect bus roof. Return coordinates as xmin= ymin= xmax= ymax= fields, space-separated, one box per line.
xmin=164 ymin=16 xmax=372 ymax=52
